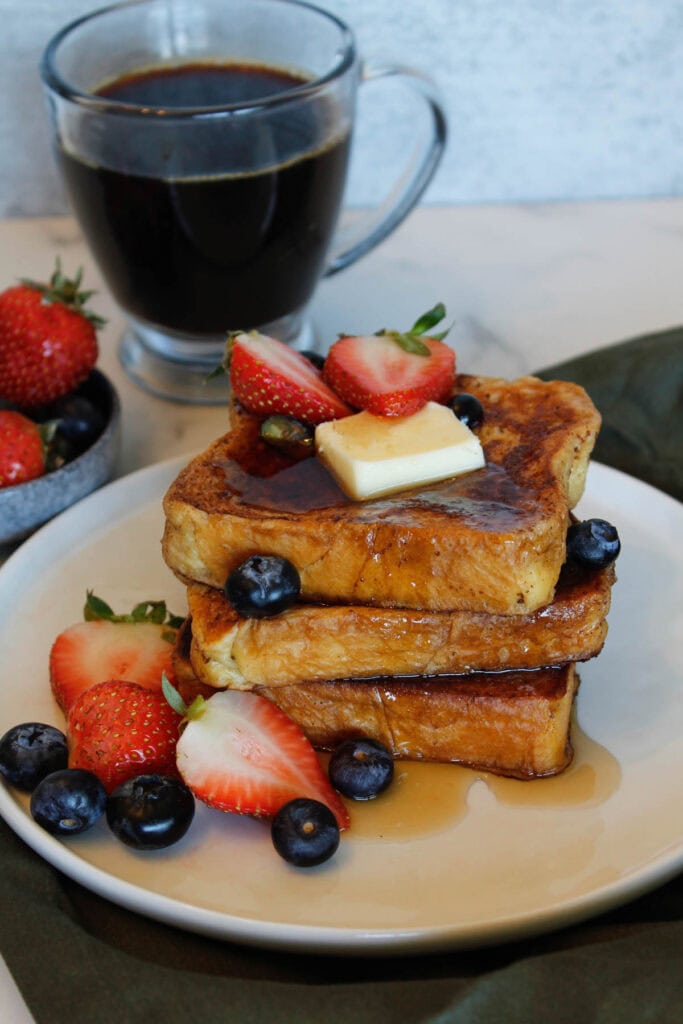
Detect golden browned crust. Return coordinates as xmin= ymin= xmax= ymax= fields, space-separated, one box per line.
xmin=162 ymin=374 xmax=600 ymax=615
xmin=185 ymin=561 xmax=614 ymax=689
xmin=172 ymin=624 xmax=577 ymax=779
xmin=263 ymin=667 xmax=579 ymax=779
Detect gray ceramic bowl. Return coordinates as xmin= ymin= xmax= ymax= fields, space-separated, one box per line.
xmin=0 ymin=370 xmax=121 ymax=545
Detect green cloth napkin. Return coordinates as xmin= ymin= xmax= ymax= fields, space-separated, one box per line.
xmin=537 ymin=325 xmax=683 ymax=504
xmin=1 ymin=328 xmax=682 ymax=1024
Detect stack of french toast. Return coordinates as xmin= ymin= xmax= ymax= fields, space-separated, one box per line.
xmin=162 ymin=352 xmax=616 ymax=781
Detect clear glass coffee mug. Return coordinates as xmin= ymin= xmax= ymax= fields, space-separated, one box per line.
xmin=41 ymin=0 xmax=446 ymax=403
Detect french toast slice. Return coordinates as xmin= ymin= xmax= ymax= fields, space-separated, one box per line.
xmin=173 ymin=620 xmax=578 ymax=779
xmin=162 ymin=373 xmax=600 ymax=615
xmin=185 ymin=561 xmax=614 ymax=689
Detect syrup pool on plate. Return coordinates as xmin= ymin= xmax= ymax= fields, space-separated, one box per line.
xmin=341 ymin=720 xmax=621 ymax=842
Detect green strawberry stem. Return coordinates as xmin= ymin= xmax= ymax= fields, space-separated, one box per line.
xmin=376 ymin=302 xmax=451 ymax=356
xmin=205 ymin=331 xmax=246 ymax=381
xmin=21 ymin=258 xmax=106 ymax=329
xmin=83 ymin=590 xmax=183 ymax=630
xmin=409 ymin=302 xmax=447 ymax=336
xmin=162 ymin=673 xmax=207 ymax=722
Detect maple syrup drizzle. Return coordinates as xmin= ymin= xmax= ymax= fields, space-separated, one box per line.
xmin=214 ymin=447 xmax=538 ymax=530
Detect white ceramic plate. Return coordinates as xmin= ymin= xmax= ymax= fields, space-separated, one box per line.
xmin=1 ymin=458 xmax=682 ymax=955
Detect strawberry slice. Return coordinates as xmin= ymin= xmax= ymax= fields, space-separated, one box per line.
xmin=324 ymin=333 xmax=456 ymax=417
xmin=50 ymin=620 xmax=176 ymax=713
xmin=68 ymin=679 xmax=182 ymax=793
xmin=228 ymin=332 xmax=351 ymax=425
xmin=50 ymin=594 xmax=181 ymax=714
xmin=174 ymin=689 xmax=349 ymax=829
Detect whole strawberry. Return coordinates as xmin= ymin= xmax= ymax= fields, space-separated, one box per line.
xmin=0 ymin=261 xmax=103 ymax=407
xmin=67 ymin=679 xmax=182 ymax=793
xmin=0 ymin=410 xmax=45 ymax=488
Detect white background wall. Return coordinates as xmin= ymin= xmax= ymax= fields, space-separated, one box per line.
xmin=1 ymin=0 xmax=682 ymax=217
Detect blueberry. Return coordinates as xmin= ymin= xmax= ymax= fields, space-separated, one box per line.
xmin=106 ymin=774 xmax=195 ymax=850
xmin=447 ymin=392 xmax=484 ymax=429
xmin=299 ymin=350 xmax=326 ymax=371
xmin=30 ymin=769 xmax=107 ymax=835
xmin=271 ymin=798 xmax=340 ymax=867
xmin=329 ymin=738 xmax=394 ymax=801
xmin=566 ymin=518 xmax=621 ymax=568
xmin=0 ymin=723 xmax=68 ymax=792
xmin=225 ymin=555 xmax=300 ymax=618
xmin=53 ymin=395 xmax=105 ymax=451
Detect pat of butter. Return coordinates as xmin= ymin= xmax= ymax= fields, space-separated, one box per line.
xmin=315 ymin=402 xmax=485 ymax=500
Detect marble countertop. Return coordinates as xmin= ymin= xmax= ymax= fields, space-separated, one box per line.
xmin=1 ymin=197 xmax=682 ymax=547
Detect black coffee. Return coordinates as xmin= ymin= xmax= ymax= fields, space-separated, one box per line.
xmin=58 ymin=63 xmax=351 ymax=336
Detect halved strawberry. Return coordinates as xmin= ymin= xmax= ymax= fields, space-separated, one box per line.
xmin=50 ymin=621 xmax=176 ymax=713
xmin=228 ymin=332 xmax=351 ymax=425
xmin=324 ymin=333 xmax=456 ymax=417
xmin=67 ymin=680 xmax=182 ymax=793
xmin=49 ymin=594 xmax=181 ymax=713
xmin=173 ymin=688 xmax=349 ymax=829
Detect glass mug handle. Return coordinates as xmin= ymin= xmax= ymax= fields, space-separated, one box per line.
xmin=324 ymin=62 xmax=447 ymax=277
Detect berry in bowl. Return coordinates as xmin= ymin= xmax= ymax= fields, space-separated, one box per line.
xmin=0 ymin=262 xmax=120 ymax=544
